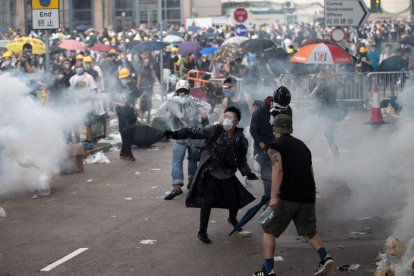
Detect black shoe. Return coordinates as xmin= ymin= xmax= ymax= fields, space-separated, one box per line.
xmin=314 ymin=255 xmax=334 ymax=276
xmin=164 ymin=188 xmax=183 ymax=200
xmin=228 ymin=218 xmax=243 ymax=232
xmin=252 ymin=266 xmax=276 ymax=276
xmin=187 ymin=179 xmax=193 ymax=190
xmin=197 ymin=232 xmax=212 ymax=244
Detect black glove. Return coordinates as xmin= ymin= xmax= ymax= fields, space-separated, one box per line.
xmin=246 ymin=172 xmax=258 ymax=180
xmin=164 ymin=130 xmax=178 ymax=139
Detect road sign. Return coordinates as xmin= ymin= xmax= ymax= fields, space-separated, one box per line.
xmin=324 ymin=0 xmax=369 ymax=27
xmin=234 ymin=8 xmax=248 ymax=23
xmin=235 ymin=24 xmax=247 ymax=36
xmin=32 ymin=0 xmax=60 ymax=30
xmin=331 ymin=27 xmax=346 ymax=42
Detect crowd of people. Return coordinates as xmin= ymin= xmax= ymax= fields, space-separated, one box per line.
xmin=1 ymin=18 xmax=414 ymax=276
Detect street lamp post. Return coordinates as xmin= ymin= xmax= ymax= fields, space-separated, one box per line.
xmin=121 ymin=12 xmax=126 ymax=64
xmin=158 ymin=0 xmax=164 ymax=98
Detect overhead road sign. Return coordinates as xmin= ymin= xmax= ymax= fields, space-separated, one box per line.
xmin=324 ymin=0 xmax=369 ymax=27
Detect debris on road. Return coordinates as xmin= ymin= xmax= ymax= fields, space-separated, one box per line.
xmin=140 ymin=239 xmax=157 ymax=245
xmin=337 ymin=264 xmax=360 ymax=272
xmin=395 ymin=238 xmax=414 ymax=275
xmin=149 ymin=168 xmax=161 ymax=171
xmin=85 ymin=152 xmax=110 ymax=164
xmin=273 ymin=256 xmax=284 ymax=261
xmin=386 ymin=236 xmax=407 ymax=257
xmin=134 ymin=171 xmax=141 ymax=176
xmin=124 ymin=197 xmax=133 ymax=201
xmin=0 ymin=207 xmax=6 ymax=218
xmin=151 ymin=186 xmax=157 ymax=189
xmin=86 ymin=179 xmax=93 ymax=183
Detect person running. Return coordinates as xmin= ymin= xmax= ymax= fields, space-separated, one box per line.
xmin=164 ymin=106 xmax=258 ymax=244
xmin=253 ymin=114 xmax=334 ymax=276
xmin=249 ymin=87 xmax=292 ymax=200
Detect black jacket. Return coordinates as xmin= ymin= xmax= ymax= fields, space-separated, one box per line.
xmin=116 ymin=83 xmax=142 ymax=131
xmin=172 ymin=124 xmax=255 ymax=209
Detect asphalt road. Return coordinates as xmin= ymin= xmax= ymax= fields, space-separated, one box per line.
xmin=0 ymin=110 xmax=399 ymax=276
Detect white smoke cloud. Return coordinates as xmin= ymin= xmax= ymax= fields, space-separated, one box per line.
xmin=0 ymin=74 xmax=88 ymax=196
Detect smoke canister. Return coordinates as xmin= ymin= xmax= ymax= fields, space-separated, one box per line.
xmin=38 ymin=173 xmax=50 ymax=196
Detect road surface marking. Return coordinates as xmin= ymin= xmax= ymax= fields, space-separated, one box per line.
xmin=40 ymin=248 xmax=88 ymax=272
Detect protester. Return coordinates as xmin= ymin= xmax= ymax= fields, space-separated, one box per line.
xmin=221 ymin=77 xmax=254 ymax=129
xmin=137 ymin=58 xmax=157 ymax=122
xmin=16 ymin=43 xmax=36 ymax=74
xmin=0 ymin=51 xmax=15 ymax=72
xmin=253 ymin=114 xmax=334 ymax=276
xmin=162 ymin=80 xmax=210 ymax=200
xmin=249 ymin=87 xmax=292 ymax=200
xmin=164 ymin=106 xmax=257 ymax=244
xmin=114 ymin=68 xmax=141 ymax=161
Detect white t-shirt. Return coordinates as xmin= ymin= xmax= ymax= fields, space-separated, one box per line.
xmin=93 ymin=65 xmax=105 ymax=92
xmin=69 ymin=73 xmax=97 ymax=91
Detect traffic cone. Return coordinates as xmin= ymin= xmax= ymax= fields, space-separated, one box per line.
xmin=366 ymin=80 xmax=385 ymax=125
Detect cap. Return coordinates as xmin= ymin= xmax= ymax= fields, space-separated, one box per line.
xmin=273 ymin=114 xmax=293 ymax=134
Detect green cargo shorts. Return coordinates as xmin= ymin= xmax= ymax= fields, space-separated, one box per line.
xmin=262 ymin=198 xmax=317 ymax=239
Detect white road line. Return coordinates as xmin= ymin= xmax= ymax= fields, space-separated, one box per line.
xmin=40 ymin=248 xmax=89 ymax=272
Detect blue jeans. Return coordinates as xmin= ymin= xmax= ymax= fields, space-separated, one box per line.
xmin=171 ymin=139 xmax=202 ymax=186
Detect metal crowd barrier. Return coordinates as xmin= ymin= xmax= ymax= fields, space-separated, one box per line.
xmin=366 ymin=71 xmax=414 ymax=103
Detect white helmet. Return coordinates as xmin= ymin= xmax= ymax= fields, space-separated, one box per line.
xmin=175 ymin=79 xmax=191 ymax=92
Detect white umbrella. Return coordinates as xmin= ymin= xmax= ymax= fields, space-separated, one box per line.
xmin=222 ymin=36 xmax=248 ymax=46
xmin=164 ymin=35 xmax=184 ymax=43
xmin=0 ymin=40 xmax=10 ymax=48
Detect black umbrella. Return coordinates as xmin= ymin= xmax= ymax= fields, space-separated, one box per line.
xmin=197 ymin=33 xmax=218 ymax=40
xmin=132 ymin=41 xmax=167 ymax=53
xmin=132 ymin=125 xmax=164 ymax=147
xmin=376 ymin=55 xmax=407 ymax=72
xmin=49 ymin=45 xmax=65 ymax=55
xmin=241 ymin=39 xmax=277 ymax=58
xmin=265 ymin=48 xmax=289 ymax=60
xmin=401 ymin=35 xmax=414 ymax=46
xmin=228 ymin=195 xmax=269 ymax=236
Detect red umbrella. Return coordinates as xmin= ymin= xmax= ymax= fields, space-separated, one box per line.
xmin=90 ymin=44 xmax=111 ymax=52
xmin=290 ymin=43 xmax=353 ymax=65
xmin=59 ymin=39 xmax=84 ymax=51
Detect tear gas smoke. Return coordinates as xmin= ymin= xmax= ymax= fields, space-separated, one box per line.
xmin=0 ymin=74 xmax=88 ymax=196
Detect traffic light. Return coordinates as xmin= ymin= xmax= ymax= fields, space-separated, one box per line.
xmin=371 ymin=0 xmax=381 ymax=12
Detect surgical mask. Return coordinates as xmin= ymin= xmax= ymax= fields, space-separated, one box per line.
xmin=75 ymin=67 xmax=84 ymax=75
xmin=223 ymin=88 xmax=231 ymax=97
xmin=120 ymin=79 xmax=129 ymax=86
xmin=222 ymin=118 xmax=233 ymax=131
xmin=84 ymin=63 xmax=92 ymax=71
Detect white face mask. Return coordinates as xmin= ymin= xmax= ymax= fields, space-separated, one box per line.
xmin=120 ymin=79 xmax=129 ymax=86
xmin=223 ymin=118 xmax=233 ymax=131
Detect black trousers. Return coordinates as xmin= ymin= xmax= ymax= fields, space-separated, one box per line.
xmin=199 ymin=174 xmax=239 ymax=234
xmin=120 ymin=127 xmax=134 ymax=156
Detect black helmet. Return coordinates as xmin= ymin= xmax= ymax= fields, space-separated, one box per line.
xmin=273 ymin=86 xmax=291 ymax=107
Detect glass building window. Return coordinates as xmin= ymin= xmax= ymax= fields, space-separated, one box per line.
xmin=0 ymin=0 xmax=16 ymax=32
xmin=72 ymin=0 xmax=93 ymax=28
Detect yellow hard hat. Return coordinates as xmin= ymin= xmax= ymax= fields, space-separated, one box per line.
xmin=359 ymin=47 xmax=367 ymax=53
xmin=83 ymin=56 xmax=93 ymax=63
xmin=76 ymin=54 xmax=84 ymax=60
xmin=118 ymin=68 xmax=130 ymax=79
xmin=109 ymin=48 xmax=117 ymax=55
xmin=2 ymin=50 xmax=13 ymax=58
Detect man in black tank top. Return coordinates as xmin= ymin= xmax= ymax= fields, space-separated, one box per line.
xmin=253 ymin=115 xmax=334 ymax=276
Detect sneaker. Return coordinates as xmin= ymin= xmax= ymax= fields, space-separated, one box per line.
xmin=197 ymin=232 xmax=212 ymax=244
xmin=252 ymin=267 xmax=276 ymax=276
xmin=314 ymin=255 xmax=334 ymax=276
xmin=164 ymin=188 xmax=183 ymax=200
xmin=228 ymin=218 xmax=243 ymax=232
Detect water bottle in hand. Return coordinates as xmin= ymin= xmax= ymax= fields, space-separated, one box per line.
xmin=258 ymin=207 xmax=274 ymax=224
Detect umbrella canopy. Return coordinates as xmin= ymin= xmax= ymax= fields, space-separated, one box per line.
xmin=197 ymin=33 xmax=218 ymax=40
xmin=266 ymin=48 xmax=289 ymax=60
xmin=228 ymin=195 xmax=269 ymax=236
xmin=214 ymin=43 xmax=245 ymax=63
xmin=241 ymin=39 xmax=277 ymax=57
xmin=222 ymin=36 xmax=248 ymax=46
xmin=401 ymin=35 xmax=414 ymax=46
xmin=290 ymin=43 xmax=353 ymax=65
xmin=132 ymin=41 xmax=166 ymax=53
xmin=300 ymin=38 xmax=339 ymax=47
xmin=200 ymin=47 xmax=218 ymax=55
xmin=90 ymin=44 xmax=111 ymax=52
xmin=132 ymin=125 xmax=164 ymax=147
xmin=76 ymin=24 xmax=91 ymax=31
xmin=0 ymin=40 xmax=10 ymax=48
xmin=376 ymin=55 xmax=407 ymax=72
xmin=59 ymin=39 xmax=84 ymax=51
xmin=49 ymin=45 xmax=66 ymax=54
xmin=178 ymin=41 xmax=201 ymax=57
xmin=188 ymin=26 xmax=202 ymax=32
xmin=5 ymin=37 xmax=46 ymax=55
xmin=127 ymin=40 xmax=140 ymax=50
xmin=163 ymin=35 xmax=184 ymax=43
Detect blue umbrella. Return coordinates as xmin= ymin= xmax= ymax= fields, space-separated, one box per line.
xmin=188 ymin=26 xmax=202 ymax=32
xmin=132 ymin=41 xmax=167 ymax=52
xmin=200 ymin=47 xmax=218 ymax=55
xmin=178 ymin=41 xmax=201 ymax=57
xmin=167 ymin=30 xmax=182 ymax=36
xmin=198 ymin=33 xmax=218 ymax=40
xmin=228 ymin=195 xmax=269 ymax=236
xmin=76 ymin=24 xmax=91 ymax=31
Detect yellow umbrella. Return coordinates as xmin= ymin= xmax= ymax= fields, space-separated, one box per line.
xmin=5 ymin=37 xmax=46 ymax=55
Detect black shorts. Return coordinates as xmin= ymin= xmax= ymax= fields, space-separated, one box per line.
xmin=262 ymin=198 xmax=317 ymax=239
